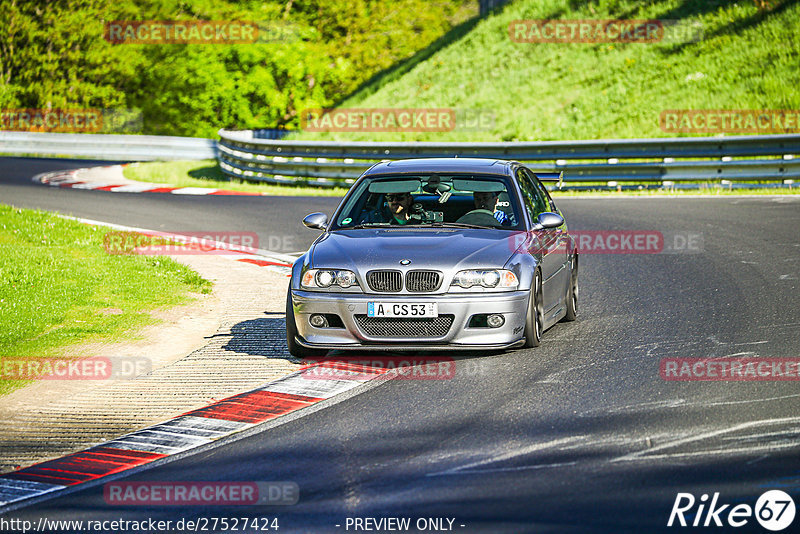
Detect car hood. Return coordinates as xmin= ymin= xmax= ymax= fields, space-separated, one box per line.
xmin=310 ymin=228 xmax=516 ymax=271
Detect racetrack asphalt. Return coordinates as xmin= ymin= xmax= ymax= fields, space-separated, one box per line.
xmin=1 ymin=157 xmax=800 ymax=533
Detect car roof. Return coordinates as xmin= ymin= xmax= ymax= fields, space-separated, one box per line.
xmin=364 ymin=158 xmax=514 ymax=176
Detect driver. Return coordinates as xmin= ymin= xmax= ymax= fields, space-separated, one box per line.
xmin=473 ymin=191 xmax=511 ymax=226
xmin=359 ymin=191 xmax=425 ymax=225
xmin=385 ymin=192 xmax=415 ymax=224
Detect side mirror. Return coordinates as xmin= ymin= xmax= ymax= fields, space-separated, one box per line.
xmin=534 ymin=212 xmax=564 ymax=230
xmin=302 ymin=212 xmax=328 ymax=231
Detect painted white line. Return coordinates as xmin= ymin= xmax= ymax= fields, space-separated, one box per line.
xmin=171 ymin=187 xmax=219 ymax=195
xmin=148 ymin=415 xmax=251 ymax=438
xmin=58 ymin=215 xmax=277 ymax=257
xmin=223 ymin=252 xmax=299 ymax=263
xmin=50 ymin=179 xmax=84 ymax=187
xmin=211 ymin=253 xmax=261 ymax=260
xmin=68 ymin=182 xmax=109 ymax=190
xmin=104 ymin=431 xmax=213 ymax=455
xmin=56 ymin=215 xmax=297 ymax=274
xmin=0 ymin=479 xmax=66 ymax=506
xmin=262 ymin=368 xmax=379 ymax=399
xmin=107 ymin=184 xmax=162 ymax=193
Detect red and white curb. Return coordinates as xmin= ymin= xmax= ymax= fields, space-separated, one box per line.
xmin=61 ymin=215 xmax=298 ymax=276
xmin=0 ymin=362 xmax=389 ymax=510
xmin=34 ymin=167 xmax=270 ymax=196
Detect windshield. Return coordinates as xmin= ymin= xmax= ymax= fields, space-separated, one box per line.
xmin=331 ymin=174 xmax=523 ymax=230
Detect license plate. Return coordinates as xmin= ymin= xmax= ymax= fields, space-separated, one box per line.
xmin=367 ymin=302 xmax=438 ymax=318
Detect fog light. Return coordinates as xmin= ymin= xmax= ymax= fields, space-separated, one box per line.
xmin=487 ymin=314 xmax=505 ymax=328
xmin=309 ymin=314 xmax=328 ymax=328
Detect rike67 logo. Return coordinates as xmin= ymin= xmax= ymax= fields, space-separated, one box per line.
xmin=668 ymin=491 xmax=796 ymax=531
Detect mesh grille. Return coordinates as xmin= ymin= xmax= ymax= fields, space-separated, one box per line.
xmin=366 ymin=270 xmax=402 ymax=292
xmin=355 ymin=315 xmax=454 ymax=338
xmin=406 ymin=270 xmax=442 ymax=292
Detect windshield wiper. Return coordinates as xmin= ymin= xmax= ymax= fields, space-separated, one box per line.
xmin=339 ymin=222 xmax=497 ymax=230
xmin=338 ymin=223 xmax=391 ymax=230
xmin=426 ymin=222 xmax=496 ymax=230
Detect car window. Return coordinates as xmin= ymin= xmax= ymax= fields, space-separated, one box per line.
xmin=522 ymin=169 xmax=550 ymax=217
xmin=332 ymin=174 xmax=524 ymax=230
xmin=515 ymin=168 xmax=535 ymax=222
xmin=516 ymin=168 xmax=549 ymax=222
xmin=527 ymin=169 xmax=557 ymax=213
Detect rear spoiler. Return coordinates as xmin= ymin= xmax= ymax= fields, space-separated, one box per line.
xmin=532 ymin=171 xmax=564 ymax=188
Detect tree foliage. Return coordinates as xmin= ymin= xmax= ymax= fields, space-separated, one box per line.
xmin=0 ymin=0 xmax=475 ymax=137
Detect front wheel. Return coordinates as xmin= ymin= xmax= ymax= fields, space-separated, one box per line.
xmin=563 ymin=254 xmax=578 ymax=322
xmin=285 ymin=288 xmax=328 ymax=359
xmin=523 ymin=270 xmax=543 ymax=348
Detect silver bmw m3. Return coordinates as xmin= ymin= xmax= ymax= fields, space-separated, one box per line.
xmin=286 ymin=158 xmax=578 ymax=357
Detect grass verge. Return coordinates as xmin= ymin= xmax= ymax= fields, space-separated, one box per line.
xmin=0 ymin=204 xmax=212 ymax=395
xmin=123 ymin=160 xmax=349 ymax=197
xmin=290 ymin=0 xmax=800 ymax=142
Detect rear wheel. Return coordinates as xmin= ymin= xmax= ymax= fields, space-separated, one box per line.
xmin=285 ymin=288 xmax=328 ymax=359
xmin=563 ymin=253 xmax=578 ymax=322
xmin=523 ymin=270 xmax=543 ymax=347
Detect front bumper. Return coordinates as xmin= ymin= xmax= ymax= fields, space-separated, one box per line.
xmin=290 ymin=289 xmax=529 ymax=350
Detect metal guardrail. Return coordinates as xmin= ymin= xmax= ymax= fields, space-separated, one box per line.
xmin=217 ymin=129 xmax=800 ymax=187
xmin=2 ymin=129 xmax=798 ymax=187
xmin=0 ymin=131 xmax=216 ymax=161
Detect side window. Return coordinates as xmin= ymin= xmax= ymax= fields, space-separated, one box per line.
xmin=529 ymin=171 xmax=557 ymax=213
xmin=518 ymin=168 xmax=548 ymax=220
xmin=515 ymin=168 xmax=537 ymax=222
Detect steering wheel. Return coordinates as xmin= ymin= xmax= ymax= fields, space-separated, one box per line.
xmin=455 ymin=209 xmax=502 ymax=227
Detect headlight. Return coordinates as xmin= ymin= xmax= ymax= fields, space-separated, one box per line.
xmin=451 ymin=269 xmax=518 ymax=290
xmin=336 ymin=270 xmax=357 ymax=288
xmin=301 ymin=269 xmax=360 ymax=290
xmin=316 ymin=270 xmax=334 ymax=287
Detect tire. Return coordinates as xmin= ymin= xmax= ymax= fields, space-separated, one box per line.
xmin=563 ymin=253 xmax=578 ymax=322
xmin=285 ymin=288 xmax=328 ymax=359
xmin=523 ymin=270 xmax=543 ymax=348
